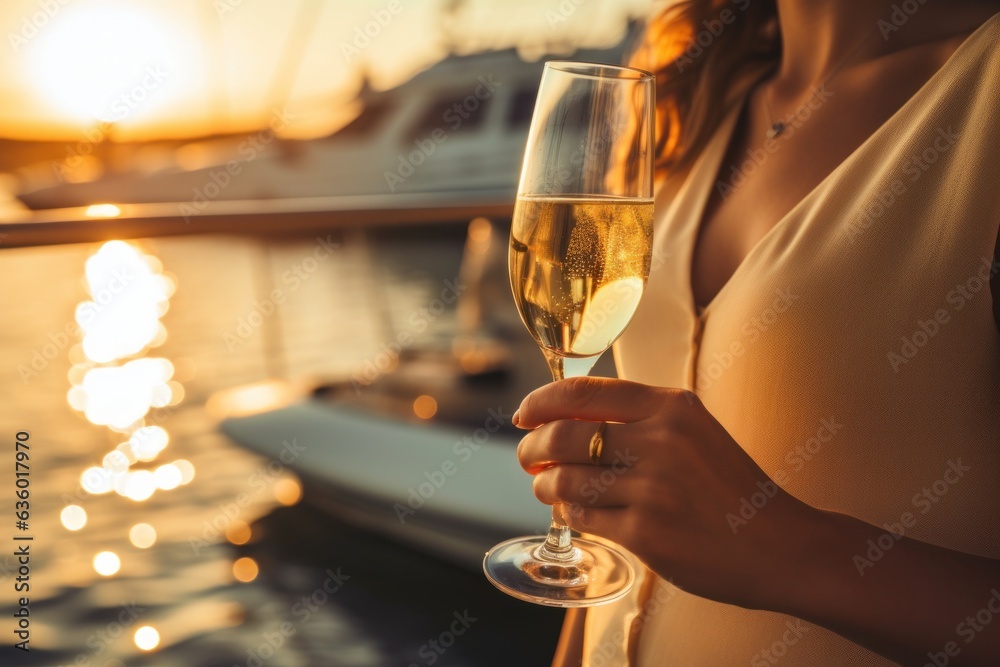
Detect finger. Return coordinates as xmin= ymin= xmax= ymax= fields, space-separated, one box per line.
xmin=518 ymin=419 xmax=638 ymax=471
xmin=531 ymin=463 xmax=637 ymax=507
xmin=514 ymin=376 xmax=688 ymax=429
xmin=562 ymin=506 xmax=632 ymax=546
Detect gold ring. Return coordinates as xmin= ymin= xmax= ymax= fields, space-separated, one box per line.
xmin=589 ymin=422 xmax=607 ymax=465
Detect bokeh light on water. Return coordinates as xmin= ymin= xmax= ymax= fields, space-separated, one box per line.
xmin=60 ymin=504 xmax=87 ymax=531
xmin=129 ymin=523 xmax=157 ymax=549
xmin=134 ymin=625 xmax=161 ymax=651
xmin=93 ymin=550 xmax=121 ymax=576
xmin=58 ymin=240 xmax=189 ymax=658
xmin=66 ymin=241 xmax=191 ymax=519
xmin=75 ymin=240 xmax=174 ymax=364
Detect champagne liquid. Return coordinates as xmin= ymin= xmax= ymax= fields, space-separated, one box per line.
xmin=510 ymin=195 xmax=654 ymax=358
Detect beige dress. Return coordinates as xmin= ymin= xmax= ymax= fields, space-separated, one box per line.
xmin=588 ymin=13 xmax=1000 ymax=666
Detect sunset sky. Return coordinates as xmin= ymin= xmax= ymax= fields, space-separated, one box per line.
xmin=0 ymin=0 xmax=651 ymax=141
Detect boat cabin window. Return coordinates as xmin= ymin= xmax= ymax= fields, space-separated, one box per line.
xmin=405 ymin=93 xmax=493 ymax=143
xmin=506 ymin=86 xmax=536 ymax=129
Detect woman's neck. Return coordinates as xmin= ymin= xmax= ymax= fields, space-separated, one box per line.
xmin=773 ymin=0 xmax=998 ymax=90
xmin=773 ymin=1 xmax=883 ymax=88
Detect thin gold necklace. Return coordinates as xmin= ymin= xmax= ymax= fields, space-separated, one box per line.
xmin=763 ymin=28 xmax=876 ymax=139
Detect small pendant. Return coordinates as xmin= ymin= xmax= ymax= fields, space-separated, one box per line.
xmin=766 ymin=122 xmax=787 ymax=140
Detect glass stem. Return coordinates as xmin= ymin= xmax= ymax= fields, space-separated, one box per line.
xmin=536 ymin=348 xmax=601 ymax=563
xmin=538 ymin=513 xmax=575 ymax=561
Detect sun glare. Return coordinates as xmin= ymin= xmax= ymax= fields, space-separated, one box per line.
xmin=29 ymin=5 xmax=182 ymax=124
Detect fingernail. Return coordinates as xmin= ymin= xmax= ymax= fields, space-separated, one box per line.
xmin=512 ymin=409 xmax=521 ymax=427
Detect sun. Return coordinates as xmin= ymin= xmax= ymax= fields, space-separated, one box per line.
xmin=29 ymin=4 xmax=182 ymax=125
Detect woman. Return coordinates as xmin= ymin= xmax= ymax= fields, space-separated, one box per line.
xmin=515 ymin=0 xmax=1000 ymax=664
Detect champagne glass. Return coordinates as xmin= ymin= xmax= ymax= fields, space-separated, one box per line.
xmin=483 ymin=61 xmax=655 ymax=607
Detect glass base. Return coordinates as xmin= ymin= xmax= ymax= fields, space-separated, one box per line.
xmin=483 ymin=535 xmax=635 ymax=607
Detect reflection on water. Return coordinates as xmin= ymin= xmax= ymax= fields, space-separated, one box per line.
xmin=69 ymin=359 xmax=176 ymax=428
xmin=129 ymin=523 xmax=157 ymax=549
xmin=225 ymin=520 xmax=252 ymax=546
xmin=93 ymin=550 xmax=121 ymax=576
xmin=60 ymin=504 xmax=87 ymax=531
xmin=232 ymin=557 xmax=259 ymax=583
xmin=64 ymin=240 xmax=181 ymax=656
xmin=204 ymin=378 xmax=297 ymax=419
xmin=68 ymin=242 xmax=192 ymax=521
xmin=134 ymin=625 xmax=160 ymax=651
xmin=273 ymin=477 xmax=302 ymax=506
xmin=75 ymin=240 xmax=174 ymax=364
xmin=0 ymin=229 xmax=561 ymax=666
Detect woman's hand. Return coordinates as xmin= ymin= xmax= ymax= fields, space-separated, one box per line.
xmin=514 ymin=376 xmax=820 ymax=610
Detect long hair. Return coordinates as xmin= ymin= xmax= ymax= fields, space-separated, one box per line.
xmin=630 ymin=0 xmax=781 ymax=179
